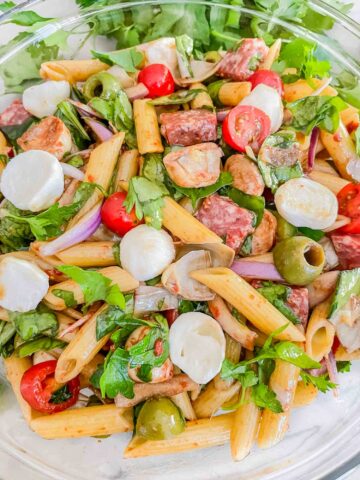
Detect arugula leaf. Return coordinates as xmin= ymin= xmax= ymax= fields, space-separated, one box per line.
xmin=96 ymin=299 xmax=136 ymax=341
xmin=333 ymin=71 xmax=360 ymax=109
xmin=9 ymin=11 xmax=52 ymax=26
xmin=297 ymin=226 xmax=324 ymax=241
xmin=52 ymin=290 xmax=77 ymax=308
xmin=300 ymin=370 xmax=336 ymax=393
xmin=91 ymin=48 xmax=143 ymax=73
xmin=221 ymin=186 xmax=265 ymax=227
xmin=10 ymin=304 xmax=58 ymax=341
xmin=287 ymin=96 xmax=347 ymax=134
xmin=175 ymin=34 xmax=194 ymax=78
xmin=252 ymin=383 xmax=283 ymax=413
xmin=57 ymin=265 xmax=126 ymax=309
xmin=124 ymin=177 xmax=169 ymax=229
xmin=336 ymin=360 xmax=351 ymax=373
xmin=256 ymin=281 xmax=301 ymax=325
xmin=16 ymin=337 xmax=66 ymax=358
xmin=55 ymin=101 xmax=90 ymax=149
xmin=50 ymin=385 xmax=72 ymax=404
xmin=149 ymin=89 xmax=204 ymax=106
xmin=100 ymin=348 xmax=134 ymax=399
xmin=0 ymin=1 xmax=16 ymax=12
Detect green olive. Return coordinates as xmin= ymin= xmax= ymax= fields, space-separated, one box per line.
xmin=273 ymin=236 xmax=325 ymax=286
xmin=204 ymin=51 xmax=222 ymax=63
xmin=273 ymin=212 xmax=297 ymax=241
xmin=136 ymin=398 xmax=185 ymax=441
xmin=83 ymin=72 xmax=120 ymax=100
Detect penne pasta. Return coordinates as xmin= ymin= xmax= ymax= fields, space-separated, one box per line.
xmin=56 ymin=313 xmax=78 ymax=342
xmin=133 ymin=99 xmax=164 ymax=154
xmin=283 ymin=78 xmax=337 ymax=102
xmin=305 ymin=300 xmax=335 ymax=361
xmin=218 ymin=82 xmax=252 ymax=106
xmin=192 ymin=381 xmax=240 ymax=419
xmin=45 ymin=266 xmax=139 ymax=310
xmin=313 ymin=159 xmax=339 ymax=176
xmin=213 ymin=334 xmax=242 ymax=391
xmin=171 ymin=392 xmax=197 ymax=421
xmin=341 ymin=105 xmax=359 ymax=129
xmin=56 ymin=242 xmax=117 ymax=267
xmin=259 ymin=39 xmax=281 ymax=69
xmin=293 ymin=381 xmax=318 ymax=408
xmin=335 ymin=345 xmax=360 ymax=361
xmin=190 ymin=83 xmax=213 ymax=109
xmin=40 ymin=59 xmax=108 ymax=83
xmin=79 ymin=353 xmax=104 ymax=388
xmin=116 ymin=149 xmax=140 ymax=191
xmin=190 ymin=268 xmax=305 ymax=341
xmin=30 ymin=404 xmax=133 ymax=439
xmin=124 ymin=413 xmax=234 ymax=458
xmin=307 ymin=170 xmax=350 ymax=194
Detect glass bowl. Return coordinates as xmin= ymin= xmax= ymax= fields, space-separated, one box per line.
xmin=0 ymin=1 xmax=360 ymax=479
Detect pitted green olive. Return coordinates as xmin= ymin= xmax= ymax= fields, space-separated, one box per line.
xmin=83 ymin=72 xmax=120 ymax=100
xmin=273 ymin=236 xmax=325 ymax=286
xmin=136 ymin=398 xmax=185 ymax=441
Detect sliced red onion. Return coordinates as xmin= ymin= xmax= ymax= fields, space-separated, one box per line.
xmin=66 ymin=149 xmax=92 ymax=160
xmin=125 ymin=83 xmax=149 ymax=101
xmin=231 ymin=260 xmax=284 ymax=281
xmin=216 ymin=108 xmax=231 ymax=123
xmin=307 ymin=127 xmax=320 ymax=172
xmin=39 ymin=204 xmax=102 ymax=257
xmin=83 ymin=117 xmax=113 ymax=142
xmin=69 ymin=100 xmax=102 ymax=118
xmin=60 ymin=162 xmax=85 ymax=181
xmin=325 ymin=351 xmax=339 ymax=396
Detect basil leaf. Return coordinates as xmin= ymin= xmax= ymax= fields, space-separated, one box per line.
xmin=178 ymin=299 xmax=209 ymax=314
xmin=91 ymin=48 xmax=144 ymax=73
xmin=10 ymin=304 xmax=58 ymax=341
xmin=252 ymin=384 xmax=283 ymax=413
xmin=55 ymin=101 xmax=90 ymax=149
xmin=99 ymin=348 xmax=134 ymax=399
xmin=142 ymin=153 xmax=166 ymax=184
xmin=256 ymin=281 xmax=301 ymax=325
xmin=333 ymin=71 xmax=360 ymax=109
xmin=297 ymin=226 xmax=324 ymax=241
xmin=96 ymin=299 xmax=137 ymax=341
xmin=300 ymin=370 xmax=336 ymax=393
xmin=50 ymin=385 xmax=72 ymax=404
xmin=52 ymin=290 xmax=77 ymax=308
xmin=175 ymin=34 xmax=194 ymax=78
xmin=16 ymin=337 xmax=66 ymax=358
xmin=90 ymin=364 xmax=104 ymax=389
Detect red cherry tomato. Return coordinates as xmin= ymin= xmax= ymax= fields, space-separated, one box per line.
xmin=101 ymin=192 xmax=142 ymax=237
xmin=222 ymin=105 xmax=271 ymax=153
xmin=164 ymin=309 xmax=178 ymax=327
xmin=20 ymin=360 xmax=80 ymax=414
xmin=138 ymin=64 xmax=175 ymax=98
xmin=337 ymin=183 xmax=360 ymax=234
xmin=248 ymin=70 xmax=284 ymax=96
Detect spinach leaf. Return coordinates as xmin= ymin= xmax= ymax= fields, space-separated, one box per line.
xmin=10 ymin=304 xmax=58 ymax=341
xmin=50 ymin=385 xmax=72 ymax=404
xmin=252 ymin=383 xmax=283 ymax=413
xmin=258 ymin=160 xmax=303 ymax=193
xmin=90 ymin=364 xmax=104 ymax=389
xmin=256 ymin=281 xmax=301 ymax=324
xmin=300 ymin=370 xmax=336 ymax=393
xmin=57 ymin=265 xmax=126 ymax=309
xmin=91 ymin=48 xmax=143 ymax=73
xmin=16 ymin=337 xmax=66 ymax=358
xmin=52 ymin=290 xmax=77 ymax=308
xmin=329 ymin=268 xmax=360 ymax=318
xmin=150 ymin=89 xmax=204 ymax=106
xmin=55 ymin=101 xmax=90 ymax=149
xmin=221 ymin=186 xmax=265 ymax=227
xmin=100 ymin=347 xmax=134 ymax=399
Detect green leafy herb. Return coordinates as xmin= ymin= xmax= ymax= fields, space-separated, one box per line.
xmin=55 ymin=101 xmax=90 ymax=149
xmin=178 ymin=299 xmax=209 ymax=315
xmin=50 ymin=385 xmax=72 ymax=404
xmin=252 ymin=383 xmax=283 ymax=413
xmin=142 ymin=154 xmax=166 ymax=184
xmin=354 ymin=126 xmax=360 ymax=156
xmin=145 ymin=275 xmax=162 ymax=286
xmin=221 ymin=186 xmax=265 ymax=227
xmin=16 ymin=337 xmax=66 ymax=358
xmin=256 ymin=281 xmax=301 ymax=324
xmin=57 ymin=265 xmax=126 ymax=309
xmin=90 ymin=364 xmax=104 ymax=389
xmin=0 ymin=1 xmax=16 ymax=11
xmin=337 ymin=361 xmax=351 ymax=373
xmin=258 ymin=160 xmax=303 ymax=193
xmin=66 ymin=155 xmax=84 ymax=168
xmin=10 ymin=304 xmax=58 ymax=341
xmin=297 ymin=226 xmax=324 ymax=241
xmin=0 ymin=116 xmax=36 ymax=147
xmin=0 ymin=320 xmax=16 ymax=350
xmin=333 ymin=71 xmax=360 ymax=109
xmin=9 ymin=11 xmax=53 ymax=27
xmin=100 ymin=348 xmax=134 ymax=399
xmin=52 ymin=290 xmax=77 ymax=308
xmin=221 ymin=359 xmax=258 ymax=388
xmin=150 ymin=89 xmax=204 ymax=106
xmin=175 ymin=34 xmax=194 ymax=77
xmin=240 ymin=234 xmax=253 ymax=257
xmin=300 ymin=370 xmax=336 ymax=393
xmin=96 ymin=299 xmax=135 ymax=341
xmin=0 ymin=202 xmax=34 ymax=252
xmin=91 ymin=48 xmax=143 ymax=73
xmin=329 ymin=268 xmax=360 ymax=318
xmin=207 ymin=80 xmax=228 ymax=107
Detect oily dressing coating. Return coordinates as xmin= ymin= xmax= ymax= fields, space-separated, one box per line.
xmin=163 ymin=143 xmax=223 ymax=188
xmin=224 ymin=154 xmax=264 ymax=196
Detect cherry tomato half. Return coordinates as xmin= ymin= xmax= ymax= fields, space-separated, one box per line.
xmin=138 ymin=64 xmax=175 ymax=98
xmin=101 ymin=191 xmax=142 ymax=237
xmin=337 ymin=183 xmax=360 ymax=234
xmin=222 ymin=105 xmax=271 ymax=153
xmin=20 ymin=360 xmax=80 ymax=414
xmin=248 ymin=70 xmax=284 ymax=96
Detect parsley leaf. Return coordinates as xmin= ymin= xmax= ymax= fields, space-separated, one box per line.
xmin=91 ymin=48 xmax=144 ymax=73
xmin=300 ymin=370 xmax=336 ymax=393
xmin=100 ymin=348 xmax=134 ymax=399
xmin=10 ymin=304 xmax=58 ymax=341
xmin=337 ymin=360 xmax=351 ymax=373
xmin=0 ymin=1 xmax=15 ymax=12
xmin=52 ymin=289 xmax=77 ymax=308
xmin=57 ymin=265 xmax=126 ymax=309
xmin=252 ymin=383 xmax=283 ymax=413
xmin=256 ymin=281 xmax=301 ymax=325
xmin=221 ymin=359 xmax=258 ymax=388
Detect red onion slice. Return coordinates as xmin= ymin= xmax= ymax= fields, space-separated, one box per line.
xmin=231 ymin=260 xmax=284 ymax=281
xmin=69 ymin=100 xmax=102 ymax=118
xmin=307 ymin=127 xmax=320 ymax=172
xmin=325 ymin=351 xmax=339 ymax=397
xmin=125 ymin=83 xmax=149 ymax=101
xmin=83 ymin=117 xmax=113 ymax=142
xmin=60 ymin=162 xmax=85 ymax=181
xmin=39 ymin=203 xmax=102 ymax=257
xmin=216 ymin=108 xmax=231 ymax=123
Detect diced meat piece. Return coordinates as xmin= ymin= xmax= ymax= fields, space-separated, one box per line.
xmin=217 ymin=38 xmax=269 ymax=81
xmin=196 ymin=193 xmax=255 ymax=251
xmin=331 ymin=234 xmax=360 ymax=269
xmin=163 ymin=142 xmax=223 ymax=188
xmin=224 ymin=154 xmax=264 ymax=195
xmin=0 ymin=99 xmax=31 ymax=127
xmin=17 ymin=116 xmax=72 ymax=160
xmin=258 ymin=139 xmax=301 ymax=167
xmin=160 ymin=110 xmax=217 ymax=146
xmin=251 ymin=210 xmax=277 ymax=255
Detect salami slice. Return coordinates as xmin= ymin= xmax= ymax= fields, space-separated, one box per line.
xmin=331 ymin=234 xmax=360 ymax=269
xmin=217 ymin=38 xmax=269 ymax=81
xmin=196 ymin=193 xmax=255 ymax=251
xmin=160 ymin=110 xmax=217 ymax=146
xmin=0 ymin=99 xmax=31 ymax=127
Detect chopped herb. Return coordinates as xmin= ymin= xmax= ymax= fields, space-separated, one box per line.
xmin=256 ymin=281 xmax=301 ymax=324
xmin=50 ymin=385 xmax=72 ymax=404
xmin=91 ymin=48 xmax=144 ymax=73
xmin=10 ymin=304 xmax=58 ymax=341
xmin=300 ymin=370 xmax=336 ymax=393
xmin=52 ymin=290 xmax=77 ymax=308
xmin=55 ymin=101 xmax=90 ymax=149
xmin=149 ymin=89 xmax=204 ymax=106
xmin=16 ymin=337 xmax=66 ymax=358
xmin=336 ymin=361 xmax=351 ymax=373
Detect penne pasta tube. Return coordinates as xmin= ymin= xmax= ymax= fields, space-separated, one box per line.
xmin=259 ymin=39 xmax=281 ymax=70
xmin=45 ymin=266 xmax=139 ymax=310
xmin=56 ymin=313 xmax=78 ymax=343
xmin=341 ymin=105 xmax=359 ymax=129
xmin=313 ymin=159 xmax=339 ymax=176
xmin=190 ymin=83 xmax=213 ymax=109
xmin=133 ymin=99 xmax=164 ymax=154
xmin=4 ymin=356 xmax=39 ymax=423
xmin=124 ymin=413 xmax=234 ymax=458
xmin=218 ymin=82 xmax=252 ymax=106
xmin=335 ymin=345 xmax=360 ymax=361
xmin=307 ymin=271 xmax=339 ymax=309
xmin=190 ymin=268 xmax=305 ymax=341
xmin=63 ymin=308 xmax=83 ymax=320
xmin=230 ymin=389 xmax=261 ymax=461
xmin=293 ymin=381 xmax=318 ymax=408
xmin=171 ymin=392 xmax=197 ymax=421
xmin=193 ymin=381 xmax=241 ymax=419
xmin=40 ymin=59 xmax=108 ymax=83
xmin=305 ymin=300 xmax=335 ymax=361
xmin=213 ymin=334 xmax=241 ymax=391
xmin=30 ymin=404 xmax=133 ymax=439
xmin=56 ymin=242 xmax=117 ymax=267
xmin=208 ymin=296 xmax=257 ymax=350
xmin=307 ymin=170 xmax=350 ymax=194
xmin=55 ymin=304 xmax=109 ymax=383
xmin=283 ymin=78 xmax=337 ymax=102
xmin=253 ymin=327 xmax=268 ymax=347
xmin=320 ymin=121 xmax=357 ymax=181
xmin=79 ymin=353 xmax=104 ymax=388
xmin=257 ymin=359 xmax=300 ymax=449
xmin=67 ymin=133 xmax=125 ymax=228
xmin=116 ymin=149 xmax=140 ymax=191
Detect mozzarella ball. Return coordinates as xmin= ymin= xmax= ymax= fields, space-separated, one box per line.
xmin=23 ymin=80 xmax=70 ymax=118
xmin=274 ymin=177 xmax=338 ymax=229
xmin=0 ymin=257 xmax=49 ymax=312
xmin=169 ymin=312 xmax=226 ymax=384
xmin=120 ymin=224 xmax=175 ymax=281
xmin=240 ymin=84 xmax=283 ymax=133
xmin=0 ymin=150 xmax=64 ymax=212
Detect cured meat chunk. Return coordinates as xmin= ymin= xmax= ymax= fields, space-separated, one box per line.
xmin=196 ymin=193 xmax=255 ymax=251
xmin=331 ymin=234 xmax=360 ymax=269
xmin=160 ymin=110 xmax=217 ymax=146
xmin=217 ymin=38 xmax=269 ymax=81
xmin=0 ymin=99 xmax=31 ymax=127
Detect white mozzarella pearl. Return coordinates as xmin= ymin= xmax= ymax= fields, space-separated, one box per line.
xmin=0 ymin=257 xmax=49 ymax=312
xmin=22 ymin=80 xmax=70 ymax=118
xmin=240 ymin=84 xmax=283 ymax=133
xmin=169 ymin=312 xmax=226 ymax=384
xmin=120 ymin=224 xmax=175 ymax=281
xmin=0 ymin=150 xmax=64 ymax=212
xmin=274 ymin=177 xmax=338 ymax=229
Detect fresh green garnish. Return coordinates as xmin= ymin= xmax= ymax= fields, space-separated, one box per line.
xmin=9 ymin=11 xmax=53 ymax=27
xmin=258 ymin=161 xmax=303 ymax=193
xmin=300 ymin=370 xmax=336 ymax=393
xmin=52 ymin=290 xmax=77 ymax=308
xmin=10 ymin=304 xmax=58 ymax=341
xmin=91 ymin=48 xmax=143 ymax=73
xmin=55 ymin=101 xmax=90 ymax=149
xmin=175 ymin=34 xmax=194 ymax=77
xmin=329 ymin=269 xmax=360 ymax=318
xmin=220 ymin=186 xmax=265 ymax=227
xmin=256 ymin=281 xmax=301 ymax=325
xmin=333 ymin=71 xmax=360 ymax=109
xmin=50 ymin=385 xmax=73 ymax=404
xmin=149 ymin=89 xmax=204 ymax=106
xmin=96 ymin=298 xmax=135 ymax=341
xmin=16 ymin=337 xmax=66 ymax=358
